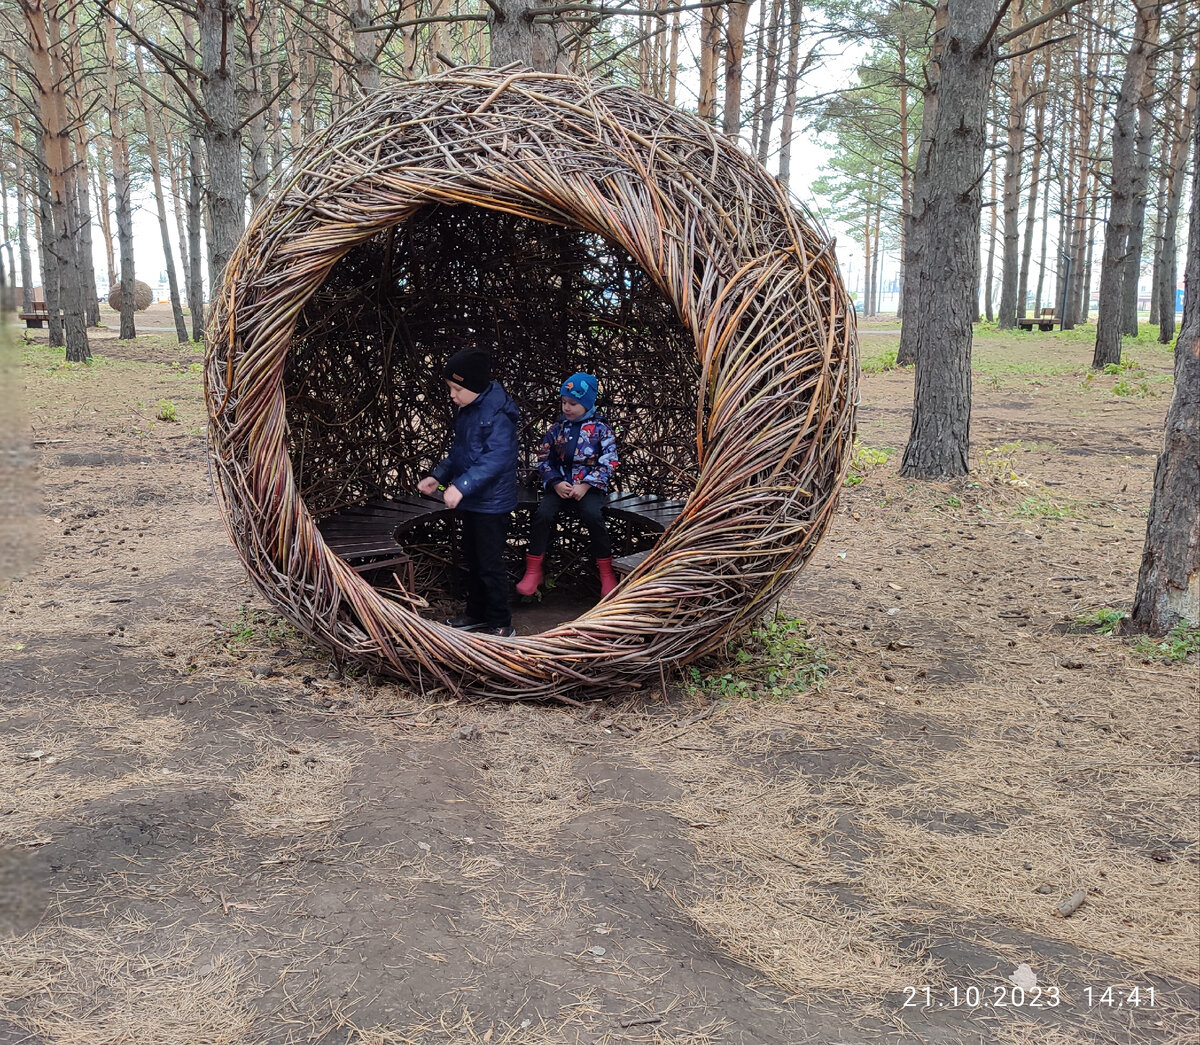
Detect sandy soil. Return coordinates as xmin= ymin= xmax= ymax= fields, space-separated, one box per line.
xmin=0 ymin=304 xmax=1197 ymax=1044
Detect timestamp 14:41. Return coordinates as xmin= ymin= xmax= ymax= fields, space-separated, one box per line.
xmin=1086 ymin=986 xmax=1156 ymax=1007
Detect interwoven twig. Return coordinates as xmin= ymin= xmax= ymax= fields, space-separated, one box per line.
xmin=206 ymin=66 xmax=858 ymax=701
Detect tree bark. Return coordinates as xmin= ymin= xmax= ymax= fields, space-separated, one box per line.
xmin=10 ymin=64 xmax=34 ymax=313
xmin=198 ymin=0 xmax=247 ymax=295
xmin=163 ymin=122 xmax=191 ymax=299
xmin=349 ymin=0 xmax=380 ymax=95
xmin=984 ymin=149 xmax=998 ymax=323
xmin=1121 ymin=61 xmax=1157 ymax=337
xmin=244 ymin=0 xmax=271 ymax=211
xmin=1034 ymin=139 xmax=1050 ymax=312
xmin=1093 ymin=0 xmax=1161 ymax=369
xmin=91 ymin=145 xmax=116 ymax=288
xmin=489 ymin=0 xmax=565 ymax=71
xmin=104 ymin=6 xmax=136 ymax=341
xmin=698 ymin=3 xmax=721 ymax=123
xmin=1130 ymin=116 xmax=1200 ymax=632
xmin=723 ymin=0 xmax=751 ymax=138
xmin=899 ymin=0 xmax=997 ymax=480
xmin=33 ymin=143 xmax=64 ymax=348
xmin=183 ymin=15 xmax=206 ymax=339
xmin=1156 ymin=49 xmax=1199 ymax=344
xmin=1017 ymin=82 xmax=1047 ymax=319
xmin=133 ymin=29 xmax=189 ymax=343
xmin=776 ymin=0 xmax=801 ymax=187
xmin=65 ymin=3 xmax=100 ymax=327
xmin=25 ymin=0 xmax=89 ymax=362
xmin=896 ymin=34 xmax=912 ymax=318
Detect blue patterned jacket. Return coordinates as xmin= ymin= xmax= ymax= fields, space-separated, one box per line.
xmin=536 ymin=412 xmax=619 ymax=492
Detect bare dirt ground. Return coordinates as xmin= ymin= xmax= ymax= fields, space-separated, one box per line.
xmin=1 ymin=304 xmax=1197 ymax=1045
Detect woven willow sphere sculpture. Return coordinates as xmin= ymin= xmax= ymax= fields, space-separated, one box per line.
xmin=206 ymin=67 xmax=858 ymax=702
xmin=108 ymin=279 xmax=153 ymax=312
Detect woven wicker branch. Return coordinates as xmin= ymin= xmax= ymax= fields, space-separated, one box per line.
xmin=205 ymin=66 xmax=858 ymax=702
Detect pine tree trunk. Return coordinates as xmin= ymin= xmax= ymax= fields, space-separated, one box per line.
xmin=1121 ymin=77 xmax=1157 ymax=336
xmin=10 ymin=65 xmax=34 ymax=313
xmin=723 ymin=0 xmax=751 ymax=138
xmin=104 ymin=8 xmax=136 ymax=341
xmin=1017 ymin=86 xmax=1047 ymax=319
xmin=899 ymin=0 xmax=996 ymax=480
xmin=1130 ymin=117 xmax=1200 ymax=632
xmin=1093 ymin=0 xmax=1160 ymax=369
xmin=1156 ymin=50 xmax=1199 ymax=345
xmin=65 ymin=5 xmax=100 ymax=327
xmin=243 ymin=0 xmax=270 ymax=212
xmin=350 ymin=0 xmax=380 ymax=94
xmin=776 ymin=0 xmax=801 ymax=187
xmin=698 ymin=4 xmax=720 ymax=123
xmin=163 ymin=123 xmax=191 ymax=298
xmin=997 ymin=76 xmax=1025 ymax=328
xmin=183 ymin=15 xmax=206 ymax=339
xmin=489 ymin=0 xmax=564 ymax=71
xmin=198 ymin=0 xmax=247 ymax=294
xmin=1034 ymin=148 xmax=1050 ymax=312
xmin=33 ymin=144 xmax=64 ymax=348
xmin=984 ymin=151 xmax=998 ymax=323
xmin=92 ymin=148 xmax=116 ymax=288
xmin=133 ymin=31 xmax=188 ymax=343
xmin=756 ymin=0 xmax=782 ymax=164
xmin=897 ymin=36 xmax=911 ymax=318
xmin=26 ymin=0 xmax=89 ymax=362
xmin=1148 ymin=156 xmax=1166 ymax=326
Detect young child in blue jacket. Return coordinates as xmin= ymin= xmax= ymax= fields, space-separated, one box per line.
xmin=418 ymin=348 xmax=520 ymax=636
xmin=515 ymin=372 xmax=620 ymax=598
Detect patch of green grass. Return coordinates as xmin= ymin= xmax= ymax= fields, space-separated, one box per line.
xmin=1077 ymin=607 xmax=1126 ymax=635
xmin=940 ymin=495 xmax=963 ymax=509
xmin=1015 ymin=495 xmax=1070 ymax=519
xmin=1131 ymin=620 xmax=1200 ymax=663
xmin=1111 ymin=374 xmax=1152 ymax=398
xmin=220 ymin=605 xmax=297 ymax=651
xmin=688 ymin=615 xmax=831 ymax=699
xmin=844 ymin=441 xmax=894 ymax=486
xmin=861 ymin=347 xmax=901 ymax=373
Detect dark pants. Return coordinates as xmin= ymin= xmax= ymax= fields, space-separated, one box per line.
xmin=459 ymin=510 xmax=511 ymax=628
xmin=529 ymin=487 xmax=612 ymax=558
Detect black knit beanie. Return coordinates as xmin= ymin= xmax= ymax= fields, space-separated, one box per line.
xmin=442 ymin=348 xmax=491 ymax=393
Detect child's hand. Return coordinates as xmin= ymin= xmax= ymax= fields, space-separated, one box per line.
xmin=417 ymin=476 xmax=440 ymax=496
xmin=443 ymin=484 xmax=464 ymax=509
xmin=570 ymin=482 xmax=590 ymax=500
xmin=554 ymin=481 xmax=573 ymax=499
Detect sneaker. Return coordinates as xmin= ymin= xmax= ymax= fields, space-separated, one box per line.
xmin=444 ymin=615 xmax=484 ymax=630
xmin=483 ymin=625 xmax=516 ymax=637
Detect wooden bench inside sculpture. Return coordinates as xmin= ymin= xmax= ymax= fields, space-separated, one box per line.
xmin=206 ymin=68 xmax=858 ymax=700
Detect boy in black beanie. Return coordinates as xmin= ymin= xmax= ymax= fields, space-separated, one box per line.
xmin=418 ymin=348 xmax=521 ymax=636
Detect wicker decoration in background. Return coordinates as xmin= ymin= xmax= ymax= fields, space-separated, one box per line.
xmin=107 ymin=279 xmax=153 ymax=312
xmin=206 ymin=66 xmax=858 ymax=702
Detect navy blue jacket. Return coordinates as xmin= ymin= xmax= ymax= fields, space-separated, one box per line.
xmin=431 ymin=381 xmax=520 ymax=513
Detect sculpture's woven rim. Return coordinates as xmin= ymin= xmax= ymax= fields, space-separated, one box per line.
xmin=205 ymin=67 xmax=858 ymax=701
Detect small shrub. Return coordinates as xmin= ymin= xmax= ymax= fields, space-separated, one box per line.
xmin=156 ymin=399 xmax=178 ymax=422
xmin=687 ymin=615 xmax=831 ymax=699
xmin=844 ymin=441 xmax=893 ymax=486
xmin=1132 ymin=620 xmax=1200 ymax=663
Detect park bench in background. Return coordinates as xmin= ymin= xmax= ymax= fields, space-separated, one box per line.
xmin=19 ymin=302 xmax=50 ymax=328
xmin=1017 ymin=308 xmax=1057 ymax=332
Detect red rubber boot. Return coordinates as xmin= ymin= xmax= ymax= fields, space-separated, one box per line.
xmin=596 ymin=557 xmax=619 ymax=597
xmin=515 ymin=553 xmax=545 ymax=596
